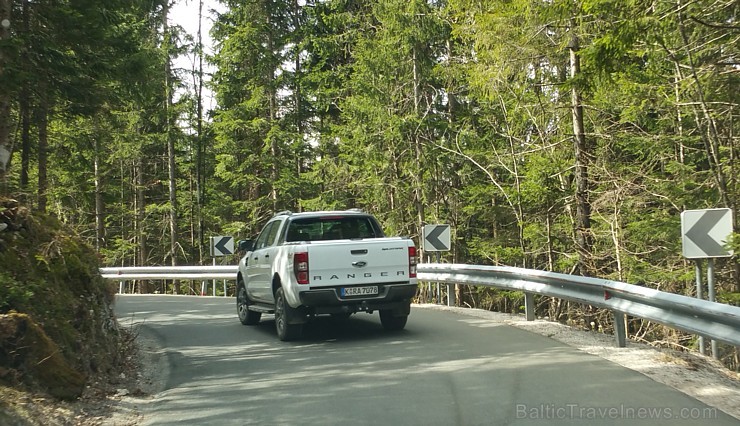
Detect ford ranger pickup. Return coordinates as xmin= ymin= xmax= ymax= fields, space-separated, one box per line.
xmin=236 ymin=210 xmax=418 ymax=341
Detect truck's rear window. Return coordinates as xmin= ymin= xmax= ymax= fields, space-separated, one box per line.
xmin=285 ymin=216 xmax=382 ymax=242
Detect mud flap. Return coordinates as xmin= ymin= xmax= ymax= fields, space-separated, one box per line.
xmin=392 ymin=300 xmax=411 ymax=317
xmin=285 ymin=304 xmax=309 ymax=325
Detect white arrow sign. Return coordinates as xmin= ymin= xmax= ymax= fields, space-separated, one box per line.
xmin=210 ymin=236 xmax=234 ymax=257
xmin=423 ymin=224 xmax=451 ymax=252
xmin=681 ymin=208 xmax=733 ymax=259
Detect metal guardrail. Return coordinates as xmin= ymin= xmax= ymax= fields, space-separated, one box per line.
xmin=100 ymin=266 xmax=237 ymax=296
xmin=417 ymin=263 xmax=740 ymax=351
xmin=100 ymin=263 xmax=740 ymax=350
xmin=100 ymin=266 xmax=236 ymax=280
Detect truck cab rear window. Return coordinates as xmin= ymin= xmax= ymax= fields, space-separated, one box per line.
xmin=286 ymin=217 xmax=383 ymax=242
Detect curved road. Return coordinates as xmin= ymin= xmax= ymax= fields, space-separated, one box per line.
xmin=114 ymin=295 xmax=736 ymax=425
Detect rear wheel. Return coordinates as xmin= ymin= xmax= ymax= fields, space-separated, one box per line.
xmin=379 ymin=310 xmax=408 ymax=331
xmin=274 ymin=287 xmax=303 ymax=341
xmin=237 ymin=284 xmax=261 ymax=325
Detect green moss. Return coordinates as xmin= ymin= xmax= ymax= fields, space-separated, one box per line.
xmin=0 ymin=198 xmax=121 ymax=400
xmin=0 ymin=272 xmax=34 ymax=312
xmin=0 ymin=313 xmax=85 ymax=400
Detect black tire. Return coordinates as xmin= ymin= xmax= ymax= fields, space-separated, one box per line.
xmin=274 ymin=287 xmax=303 ymax=341
xmin=237 ymin=284 xmax=261 ymax=325
xmin=379 ymin=310 xmax=408 ymax=331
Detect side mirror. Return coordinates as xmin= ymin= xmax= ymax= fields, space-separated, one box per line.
xmin=238 ymin=239 xmax=254 ymax=252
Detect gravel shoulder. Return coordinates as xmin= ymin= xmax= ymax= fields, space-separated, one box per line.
xmin=99 ymin=327 xmax=168 ymax=426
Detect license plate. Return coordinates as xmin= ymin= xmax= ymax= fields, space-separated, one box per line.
xmin=341 ymin=286 xmax=379 ymax=297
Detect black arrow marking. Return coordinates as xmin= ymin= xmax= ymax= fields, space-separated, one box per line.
xmin=686 ymin=210 xmax=728 ymax=256
xmin=426 ymin=226 xmax=448 ymax=250
xmin=214 ymin=237 xmax=233 ymax=255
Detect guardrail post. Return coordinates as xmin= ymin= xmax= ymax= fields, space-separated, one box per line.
xmin=524 ymin=293 xmax=535 ymax=321
xmin=119 ymin=280 xmax=124 ymax=294
xmin=613 ymin=311 xmax=626 ymax=348
xmin=707 ymin=259 xmax=719 ymax=359
xmin=447 ymin=284 xmax=455 ymax=307
xmin=694 ymin=261 xmax=705 ymax=356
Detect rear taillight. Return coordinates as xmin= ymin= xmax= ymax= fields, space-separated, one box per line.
xmin=408 ymin=246 xmax=417 ymax=278
xmin=294 ymin=252 xmax=309 ymax=284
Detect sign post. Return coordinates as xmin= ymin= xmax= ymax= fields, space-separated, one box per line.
xmin=423 ymin=225 xmax=453 ymax=306
xmin=209 ymin=236 xmax=234 ymax=296
xmin=681 ymin=208 xmax=733 ymax=359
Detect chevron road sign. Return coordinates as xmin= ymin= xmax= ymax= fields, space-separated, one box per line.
xmin=681 ymin=209 xmax=734 ymax=259
xmin=423 ymin=224 xmax=451 ymax=252
xmin=210 ymin=236 xmax=234 ymax=257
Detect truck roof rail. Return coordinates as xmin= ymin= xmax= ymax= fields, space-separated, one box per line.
xmin=274 ymin=210 xmax=293 ymax=217
xmin=347 ymin=208 xmax=364 ymax=213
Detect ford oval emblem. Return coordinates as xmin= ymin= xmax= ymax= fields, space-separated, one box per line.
xmin=352 ymin=261 xmax=367 ymax=268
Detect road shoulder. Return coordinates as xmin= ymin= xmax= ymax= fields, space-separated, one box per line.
xmin=418 ymin=304 xmax=740 ymax=421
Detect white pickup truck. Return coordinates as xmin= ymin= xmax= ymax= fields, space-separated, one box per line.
xmin=236 ymin=210 xmax=418 ymax=340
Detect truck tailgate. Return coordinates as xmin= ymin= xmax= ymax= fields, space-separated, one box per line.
xmin=306 ymin=238 xmax=410 ymax=288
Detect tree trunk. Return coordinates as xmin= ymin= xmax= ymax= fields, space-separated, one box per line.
xmin=196 ymin=0 xmax=205 ymax=264
xmin=135 ymin=158 xmax=149 ymax=294
xmin=412 ymin=46 xmax=425 ymax=240
xmin=293 ymin=0 xmax=303 ymax=212
xmin=19 ymin=89 xmax=30 ymax=188
xmin=266 ymin=6 xmax=278 ymax=208
xmin=19 ymin=0 xmax=30 ymax=191
xmin=163 ymin=1 xmax=180 ymax=293
xmin=0 ymin=0 xmax=11 ymax=188
xmin=500 ymin=97 xmax=526 ymax=268
xmin=569 ymin=32 xmax=592 ymax=276
xmin=93 ymin=131 xmax=105 ymax=251
xmin=36 ymin=95 xmax=49 ymax=213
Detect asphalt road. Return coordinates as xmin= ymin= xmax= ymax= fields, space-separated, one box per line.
xmin=114 ymin=295 xmax=737 ymax=425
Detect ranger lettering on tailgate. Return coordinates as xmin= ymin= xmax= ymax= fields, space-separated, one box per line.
xmin=312 ymin=270 xmax=408 ymax=281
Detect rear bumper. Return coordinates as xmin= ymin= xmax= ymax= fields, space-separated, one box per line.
xmin=298 ymin=283 xmax=417 ymax=315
